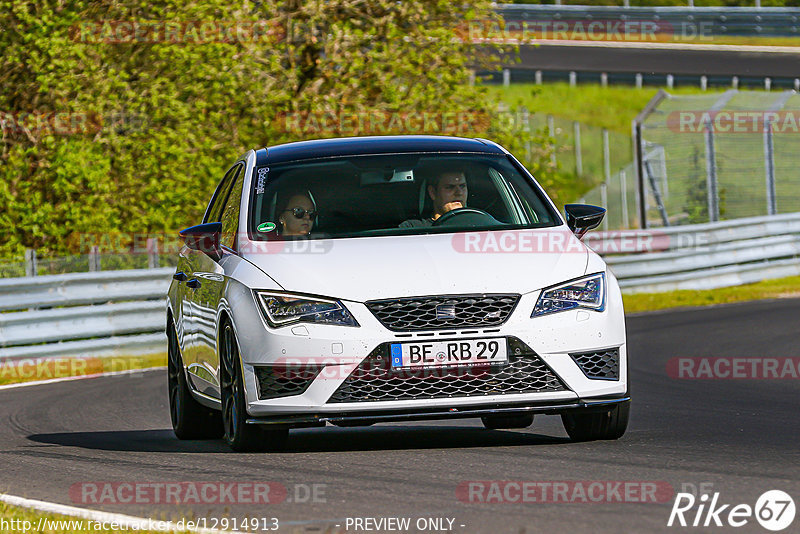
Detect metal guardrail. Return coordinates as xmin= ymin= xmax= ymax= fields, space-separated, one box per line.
xmin=0 ymin=268 xmax=172 ymax=361
xmin=496 ymin=4 xmax=800 ymax=37
xmin=599 ymin=212 xmax=800 ymax=292
xmin=1 ymin=213 xmax=798 ymax=360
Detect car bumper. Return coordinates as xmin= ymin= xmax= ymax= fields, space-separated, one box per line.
xmin=245 ymin=395 xmax=631 ymax=427
xmin=228 ymin=279 xmax=628 ymax=418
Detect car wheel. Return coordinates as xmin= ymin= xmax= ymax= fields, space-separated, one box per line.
xmin=561 ymin=401 xmax=630 ymax=442
xmin=167 ymin=322 xmax=223 ymax=440
xmin=220 ymin=322 xmax=289 ymax=452
xmin=481 ymin=414 xmax=534 ymax=430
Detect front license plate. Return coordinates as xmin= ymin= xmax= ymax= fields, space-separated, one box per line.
xmin=390 ymin=339 xmax=508 ymax=369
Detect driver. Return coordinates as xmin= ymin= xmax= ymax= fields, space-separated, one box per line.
xmin=400 ymin=171 xmax=468 ymax=228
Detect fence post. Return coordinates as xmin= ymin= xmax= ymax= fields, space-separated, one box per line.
xmin=620 ymin=170 xmax=630 ymax=229
xmin=547 ymin=115 xmax=557 ymax=167
xmin=147 ymin=238 xmax=160 ymax=269
xmin=704 ymin=118 xmax=720 ymax=223
xmin=602 ymin=129 xmax=611 ymax=230
xmin=24 ymin=249 xmax=37 ymax=277
xmin=521 ymin=107 xmax=532 ymax=162
xmin=574 ymin=121 xmax=583 ymax=175
xmin=600 ymin=184 xmax=609 ymax=231
xmin=603 ymin=129 xmax=611 ymax=184
xmin=764 ymin=118 xmax=777 ymax=215
xmin=645 ymin=159 xmax=670 ymax=227
xmin=89 ymin=245 xmax=101 ymax=272
xmin=633 ymin=120 xmax=647 ymax=229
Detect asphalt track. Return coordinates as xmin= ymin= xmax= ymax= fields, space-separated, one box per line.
xmin=1 ymin=298 xmax=798 ymax=533
xmin=515 ymin=43 xmax=800 ymax=78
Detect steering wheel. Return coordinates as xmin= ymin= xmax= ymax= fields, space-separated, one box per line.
xmin=431 ymin=207 xmax=499 ymax=227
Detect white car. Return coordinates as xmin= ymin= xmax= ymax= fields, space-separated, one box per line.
xmin=166 ymin=136 xmax=629 ymax=451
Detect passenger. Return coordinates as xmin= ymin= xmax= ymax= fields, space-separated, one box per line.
xmin=277 ymin=191 xmax=316 ymax=236
xmin=400 ymin=170 xmax=468 ymax=228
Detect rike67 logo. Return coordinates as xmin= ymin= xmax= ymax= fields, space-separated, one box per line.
xmin=668 ymin=490 xmax=795 ymax=531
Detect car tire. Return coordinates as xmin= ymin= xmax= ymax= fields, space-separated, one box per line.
xmin=220 ymin=322 xmax=289 ymax=452
xmin=167 ymin=322 xmax=223 ymax=440
xmin=561 ymin=401 xmax=630 ymax=442
xmin=481 ymin=414 xmax=534 ymax=430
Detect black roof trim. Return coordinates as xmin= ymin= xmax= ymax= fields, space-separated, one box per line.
xmin=257 ymin=136 xmax=504 ymax=165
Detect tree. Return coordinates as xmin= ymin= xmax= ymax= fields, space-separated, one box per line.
xmin=1 ymin=0 xmax=557 ymax=259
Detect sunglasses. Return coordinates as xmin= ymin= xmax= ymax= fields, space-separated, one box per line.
xmin=284 ymin=207 xmax=317 ymax=219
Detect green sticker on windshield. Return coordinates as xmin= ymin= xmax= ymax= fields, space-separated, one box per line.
xmin=257 ymin=222 xmax=276 ymax=232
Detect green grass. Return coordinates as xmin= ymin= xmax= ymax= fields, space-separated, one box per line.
xmin=487 ymin=82 xmax=800 ymax=226
xmin=486 ymin=83 xmax=708 ymax=132
xmin=623 ymin=275 xmax=800 ymax=313
xmin=0 ymin=353 xmax=166 ymax=386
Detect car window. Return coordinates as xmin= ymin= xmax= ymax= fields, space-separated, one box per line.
xmin=249 ymin=153 xmax=559 ymax=240
xmin=220 ymin=166 xmax=244 ymax=250
xmin=203 ymin=164 xmax=240 ymax=224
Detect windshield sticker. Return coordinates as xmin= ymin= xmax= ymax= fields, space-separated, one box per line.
xmin=257 ymin=221 xmax=276 ymax=232
xmin=255 ymin=167 xmax=269 ymax=194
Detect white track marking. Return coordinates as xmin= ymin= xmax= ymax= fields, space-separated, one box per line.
xmin=0 ymin=367 xmax=166 ymax=391
xmin=0 ymin=492 xmax=240 ymax=533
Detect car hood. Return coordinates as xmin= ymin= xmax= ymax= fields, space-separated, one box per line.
xmin=243 ymin=228 xmax=590 ymax=302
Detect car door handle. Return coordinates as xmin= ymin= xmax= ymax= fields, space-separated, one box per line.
xmin=173 ymin=271 xmax=188 ymax=282
xmin=186 ymin=278 xmax=201 ymax=289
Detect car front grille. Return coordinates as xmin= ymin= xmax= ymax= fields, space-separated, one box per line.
xmin=570 ymin=349 xmax=620 ymax=380
xmin=328 ymin=337 xmax=567 ymax=403
xmin=254 ymin=365 xmax=324 ymax=400
xmin=365 ymin=294 xmax=520 ymax=331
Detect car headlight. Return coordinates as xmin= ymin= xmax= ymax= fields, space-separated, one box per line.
xmin=532 ymin=273 xmax=605 ymax=317
xmin=255 ymin=291 xmax=359 ymax=328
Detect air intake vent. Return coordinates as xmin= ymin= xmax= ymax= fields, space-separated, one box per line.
xmin=570 ymin=349 xmax=620 ymax=380
xmin=365 ymin=294 xmax=520 ymax=331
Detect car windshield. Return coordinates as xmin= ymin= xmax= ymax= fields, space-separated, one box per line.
xmin=248 ymin=153 xmax=560 ymax=240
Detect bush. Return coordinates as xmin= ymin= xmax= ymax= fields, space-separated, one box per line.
xmin=2 ymin=1 xmax=559 ymax=259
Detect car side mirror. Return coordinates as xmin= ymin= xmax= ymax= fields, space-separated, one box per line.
xmin=564 ymin=204 xmax=605 ymax=240
xmin=180 ymin=222 xmax=223 ymax=260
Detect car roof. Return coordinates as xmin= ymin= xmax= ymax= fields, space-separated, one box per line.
xmin=255 ymin=135 xmax=505 ymax=165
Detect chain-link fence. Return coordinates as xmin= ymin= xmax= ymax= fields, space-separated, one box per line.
xmin=634 ymin=89 xmax=800 ymax=228
xmin=507 ymin=110 xmax=635 ymax=229
xmin=0 ymin=248 xmax=178 ymax=278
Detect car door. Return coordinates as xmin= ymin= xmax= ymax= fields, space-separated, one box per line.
xmin=183 ymin=163 xmax=242 ymax=398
